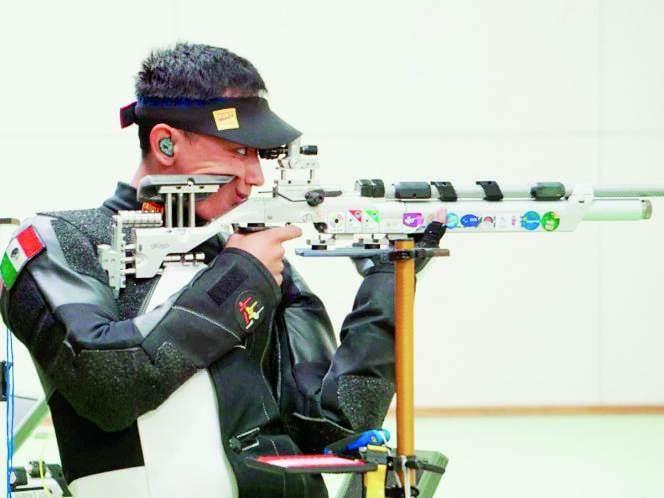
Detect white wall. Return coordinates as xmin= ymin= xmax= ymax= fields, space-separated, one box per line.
xmin=0 ymin=0 xmax=663 ymax=408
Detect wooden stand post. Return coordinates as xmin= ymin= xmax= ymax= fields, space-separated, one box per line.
xmin=395 ymin=239 xmax=416 ymax=485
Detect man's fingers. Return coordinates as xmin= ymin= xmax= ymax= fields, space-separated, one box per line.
xmin=432 ymin=208 xmax=448 ymax=224
xmin=226 ymin=232 xmax=244 ymax=245
xmin=264 ymin=225 xmax=303 ymax=242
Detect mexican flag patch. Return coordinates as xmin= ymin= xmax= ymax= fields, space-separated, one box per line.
xmin=0 ymin=226 xmax=45 ymax=290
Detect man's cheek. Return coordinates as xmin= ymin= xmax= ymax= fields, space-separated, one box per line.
xmin=196 ymin=190 xmax=229 ymax=220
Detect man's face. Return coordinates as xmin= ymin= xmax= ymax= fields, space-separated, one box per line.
xmin=169 ymin=132 xmax=265 ymax=221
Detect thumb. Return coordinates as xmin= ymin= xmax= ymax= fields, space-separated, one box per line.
xmin=225 ymin=232 xmax=246 ymax=246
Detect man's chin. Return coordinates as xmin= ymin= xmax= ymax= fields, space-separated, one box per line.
xmin=196 ymin=203 xmax=234 ymax=222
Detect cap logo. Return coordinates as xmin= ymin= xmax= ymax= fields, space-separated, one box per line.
xmin=212 ymin=107 xmax=240 ymax=131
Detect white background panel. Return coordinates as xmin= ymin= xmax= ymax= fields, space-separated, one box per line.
xmin=0 ymin=136 xmax=137 ymax=220
xmin=173 ymin=0 xmax=600 ymax=134
xmin=601 ymin=0 xmax=664 ymax=131
xmin=597 ymin=136 xmax=664 ymax=403
xmin=0 ymin=0 xmax=176 ymax=136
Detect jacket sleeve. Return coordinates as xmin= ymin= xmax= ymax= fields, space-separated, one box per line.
xmin=279 ymin=261 xmax=395 ymax=452
xmin=0 ymin=215 xmax=281 ymax=432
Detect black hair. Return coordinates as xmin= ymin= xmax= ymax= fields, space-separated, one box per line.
xmin=135 ymin=43 xmax=267 ymax=157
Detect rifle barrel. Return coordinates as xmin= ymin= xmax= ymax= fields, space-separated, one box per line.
xmin=409 ymin=183 xmax=664 ymax=199
xmin=592 ymin=185 xmax=664 ymax=197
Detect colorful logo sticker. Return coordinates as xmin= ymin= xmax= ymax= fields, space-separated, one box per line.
xmin=541 ymin=211 xmax=560 ymax=231
xmin=480 ymin=216 xmax=495 ymax=229
xmin=403 ymin=212 xmax=424 ymax=228
xmin=495 ymin=214 xmax=509 ymax=230
xmin=349 ymin=209 xmax=363 ymax=222
xmin=365 ymin=210 xmax=380 ymax=223
xmin=235 ymin=290 xmax=265 ymax=331
xmin=521 ymin=211 xmax=541 ymax=231
xmin=460 ymin=214 xmax=480 ymax=228
xmin=446 ymin=212 xmax=459 ymax=229
xmin=212 ymin=108 xmax=240 ymax=131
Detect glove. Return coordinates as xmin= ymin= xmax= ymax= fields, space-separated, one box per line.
xmin=351 ymin=221 xmax=447 ymax=277
xmin=412 ymin=220 xmax=447 ymax=273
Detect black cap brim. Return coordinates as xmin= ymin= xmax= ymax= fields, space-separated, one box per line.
xmin=132 ymin=97 xmax=301 ymax=149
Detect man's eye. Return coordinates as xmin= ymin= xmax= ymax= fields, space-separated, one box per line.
xmin=235 ymin=147 xmax=247 ymax=156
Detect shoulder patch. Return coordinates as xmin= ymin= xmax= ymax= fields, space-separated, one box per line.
xmin=0 ymin=226 xmax=45 ymax=290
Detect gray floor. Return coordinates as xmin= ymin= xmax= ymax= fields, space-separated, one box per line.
xmin=324 ymin=414 xmax=664 ymax=498
xmin=12 ymin=414 xmax=664 ymax=497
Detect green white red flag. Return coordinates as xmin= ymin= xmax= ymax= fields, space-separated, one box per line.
xmin=0 ymin=226 xmax=45 ymax=290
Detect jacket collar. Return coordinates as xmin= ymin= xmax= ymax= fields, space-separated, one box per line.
xmin=102 ymin=182 xmax=140 ymax=213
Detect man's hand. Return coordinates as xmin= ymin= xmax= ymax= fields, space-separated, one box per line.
xmin=226 ymin=226 xmax=302 ymax=286
xmin=352 ymin=208 xmax=448 ymax=277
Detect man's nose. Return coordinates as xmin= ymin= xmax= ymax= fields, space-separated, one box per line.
xmin=244 ymin=153 xmax=264 ymax=187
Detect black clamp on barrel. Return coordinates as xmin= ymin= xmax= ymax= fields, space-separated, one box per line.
xmin=356 ymin=179 xmax=386 ymax=198
xmin=476 ymin=181 xmax=503 ymax=201
xmin=530 ymin=182 xmax=566 ymax=200
xmin=431 ymin=182 xmax=458 ymax=202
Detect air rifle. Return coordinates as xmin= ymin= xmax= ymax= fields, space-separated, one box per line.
xmin=98 ymin=138 xmax=663 ymax=297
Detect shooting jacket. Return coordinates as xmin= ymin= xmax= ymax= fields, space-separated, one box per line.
xmin=0 ymin=182 xmax=396 ymax=498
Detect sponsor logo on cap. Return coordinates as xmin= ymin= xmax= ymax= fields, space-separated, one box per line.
xmin=212 ymin=108 xmax=240 ymax=131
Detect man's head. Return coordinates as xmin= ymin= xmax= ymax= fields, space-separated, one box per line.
xmin=127 ymin=43 xmax=298 ymax=220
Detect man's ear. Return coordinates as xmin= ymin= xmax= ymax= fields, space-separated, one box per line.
xmin=149 ymin=124 xmax=184 ymax=167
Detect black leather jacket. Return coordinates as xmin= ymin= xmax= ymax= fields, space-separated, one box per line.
xmin=0 ymin=183 xmax=396 ymax=498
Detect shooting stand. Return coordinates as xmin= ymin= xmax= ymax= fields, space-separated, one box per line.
xmin=251 ymin=240 xmax=450 ymax=498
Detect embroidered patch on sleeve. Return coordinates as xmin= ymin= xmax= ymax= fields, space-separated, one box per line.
xmin=235 ymin=290 xmax=265 ymax=331
xmin=0 ymin=226 xmax=45 ymax=290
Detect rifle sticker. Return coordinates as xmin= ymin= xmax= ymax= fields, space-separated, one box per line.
xmin=541 ymin=211 xmax=560 ymax=231
xmin=349 ymin=210 xmax=363 ymax=222
xmin=212 ymin=108 xmax=240 ymax=131
xmin=235 ymin=290 xmax=265 ymax=331
xmin=521 ymin=211 xmax=541 ymax=231
xmin=460 ymin=214 xmax=480 ymax=228
xmin=347 ymin=210 xmax=363 ymax=231
xmin=403 ymin=213 xmax=424 ymax=228
xmin=364 ymin=210 xmax=380 ymax=223
xmin=481 ymin=216 xmax=495 ymax=229
xmin=446 ymin=212 xmax=459 ymax=229
xmin=363 ymin=210 xmax=380 ymax=231
xmin=495 ymin=213 xmax=519 ymax=230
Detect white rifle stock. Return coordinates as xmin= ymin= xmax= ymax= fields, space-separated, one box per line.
xmin=98 ymin=138 xmax=662 ymax=297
